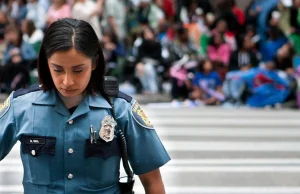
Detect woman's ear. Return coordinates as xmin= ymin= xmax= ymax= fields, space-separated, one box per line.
xmin=92 ymin=62 xmax=97 ymax=70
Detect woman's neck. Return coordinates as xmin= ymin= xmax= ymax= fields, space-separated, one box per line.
xmin=58 ymin=92 xmax=84 ymax=109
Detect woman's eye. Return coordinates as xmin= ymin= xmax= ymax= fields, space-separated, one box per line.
xmin=53 ymin=69 xmax=63 ymax=72
xmin=73 ymin=70 xmax=83 ymax=73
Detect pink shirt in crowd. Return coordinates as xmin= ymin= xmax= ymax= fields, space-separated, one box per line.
xmin=47 ymin=4 xmax=71 ymax=23
xmin=207 ymin=43 xmax=231 ymax=65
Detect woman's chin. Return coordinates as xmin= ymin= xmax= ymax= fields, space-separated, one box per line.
xmin=59 ymin=89 xmax=80 ymax=97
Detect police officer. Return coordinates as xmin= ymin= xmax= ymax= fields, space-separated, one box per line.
xmin=0 ymin=18 xmax=170 ymax=194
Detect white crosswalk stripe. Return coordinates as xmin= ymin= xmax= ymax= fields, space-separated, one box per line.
xmin=0 ymin=106 xmax=300 ymax=193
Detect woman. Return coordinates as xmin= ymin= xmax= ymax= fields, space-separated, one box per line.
xmin=0 ymin=18 xmax=170 ymax=194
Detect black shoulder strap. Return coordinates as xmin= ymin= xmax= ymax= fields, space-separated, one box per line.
xmin=13 ymin=85 xmax=41 ymax=98
xmin=117 ymin=91 xmax=133 ymax=103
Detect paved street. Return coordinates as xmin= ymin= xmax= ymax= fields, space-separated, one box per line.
xmin=0 ymin=104 xmax=300 ymax=193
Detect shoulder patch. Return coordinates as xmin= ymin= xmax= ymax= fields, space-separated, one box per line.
xmin=0 ymin=95 xmax=11 ymax=119
xmin=13 ymin=84 xmax=41 ymax=98
xmin=131 ymin=101 xmax=154 ymax=129
xmin=117 ymin=91 xmax=133 ymax=103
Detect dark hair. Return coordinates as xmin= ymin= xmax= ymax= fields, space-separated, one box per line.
xmin=141 ymin=26 xmax=156 ymax=40
xmin=38 ymin=18 xmax=106 ymax=95
xmin=209 ymin=32 xmax=224 ymax=47
xmin=197 ymin=59 xmax=214 ymax=72
xmin=236 ymin=33 xmax=246 ymax=50
xmin=102 ymin=30 xmax=119 ymax=45
xmin=23 ymin=19 xmax=36 ymax=37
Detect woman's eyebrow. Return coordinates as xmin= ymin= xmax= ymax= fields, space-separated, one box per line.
xmin=50 ymin=63 xmax=85 ymax=68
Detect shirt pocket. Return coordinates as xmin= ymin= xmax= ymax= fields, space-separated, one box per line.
xmin=84 ymin=138 xmax=121 ymax=189
xmin=21 ymin=135 xmax=56 ymax=186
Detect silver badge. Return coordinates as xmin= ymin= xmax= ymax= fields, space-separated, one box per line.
xmin=99 ymin=116 xmax=116 ymax=142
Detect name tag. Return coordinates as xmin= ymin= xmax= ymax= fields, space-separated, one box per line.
xmin=26 ymin=138 xmax=46 ymax=145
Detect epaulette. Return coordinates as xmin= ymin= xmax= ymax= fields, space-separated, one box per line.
xmin=13 ymin=84 xmax=41 ymax=98
xmin=116 ymin=91 xmax=132 ymax=103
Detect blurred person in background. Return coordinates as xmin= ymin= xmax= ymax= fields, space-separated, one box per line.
xmin=101 ymin=30 xmax=126 ymax=76
xmin=274 ymin=42 xmax=295 ymax=74
xmin=289 ymin=0 xmax=300 ymax=54
xmin=190 ymin=59 xmax=224 ymax=106
xmin=245 ymin=0 xmax=278 ymax=41
xmin=0 ymin=48 xmax=29 ymax=92
xmin=72 ymin=0 xmax=103 ymax=39
xmin=137 ymin=0 xmax=165 ymax=31
xmin=7 ymin=0 xmax=27 ymax=25
xmin=26 ymin=0 xmax=46 ymax=30
xmin=267 ymin=0 xmax=293 ymax=37
xmin=213 ymin=19 xmax=237 ymax=51
xmin=0 ymin=11 xmax=8 ymax=42
xmin=21 ymin=19 xmax=43 ymax=55
xmin=171 ymin=26 xmax=198 ymax=57
xmin=0 ymin=0 xmax=7 ymax=12
xmin=229 ymin=34 xmax=259 ymax=71
xmin=230 ymin=0 xmax=245 ymax=26
xmin=161 ymin=0 xmax=175 ymax=22
xmin=183 ymin=4 xmax=201 ymax=50
xmin=224 ymin=61 xmax=291 ymax=108
xmin=135 ymin=26 xmax=162 ymax=94
xmin=46 ymin=0 xmax=71 ymax=26
xmin=103 ymin=0 xmax=127 ymax=41
xmin=207 ymin=32 xmax=231 ymax=67
xmin=260 ymin=26 xmax=287 ymax=62
xmin=198 ymin=12 xmax=215 ymax=57
xmin=3 ymin=24 xmax=36 ymax=65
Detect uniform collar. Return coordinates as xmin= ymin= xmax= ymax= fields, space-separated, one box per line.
xmin=32 ymin=90 xmax=56 ymax=105
xmin=33 ymin=90 xmax=112 ymax=109
xmin=88 ymin=94 xmax=112 ymax=109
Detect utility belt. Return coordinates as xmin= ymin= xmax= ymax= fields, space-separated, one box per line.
xmin=102 ymin=76 xmax=135 ymax=194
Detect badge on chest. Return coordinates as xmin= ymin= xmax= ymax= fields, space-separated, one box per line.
xmin=99 ymin=115 xmax=116 ymax=142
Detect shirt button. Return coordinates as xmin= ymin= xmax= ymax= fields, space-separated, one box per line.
xmin=68 ymin=148 xmax=74 ymax=154
xmin=68 ymin=120 xmax=73 ymax=124
xmin=31 ymin=150 xmax=36 ymax=156
xmin=68 ymin=173 xmax=73 ymax=179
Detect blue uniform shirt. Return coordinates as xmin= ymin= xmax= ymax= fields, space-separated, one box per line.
xmin=0 ymin=86 xmax=170 ymax=194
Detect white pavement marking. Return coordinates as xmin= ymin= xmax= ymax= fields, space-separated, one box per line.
xmin=168 ymin=159 xmax=300 ymax=166
xmin=136 ymin=187 xmax=300 ymax=194
xmin=3 ymin=158 xmax=300 ymax=166
xmin=2 ymin=165 xmax=300 ymax=173
xmin=0 ymin=185 xmax=23 ymax=192
xmin=150 ymin=118 xmax=300 ymax=126
xmin=163 ymin=141 xmax=300 ymax=151
xmin=2 ymin=186 xmax=300 ymax=194
xmin=157 ymin=128 xmax=300 ymax=137
xmin=159 ymin=166 xmax=300 ymax=172
xmin=146 ymin=112 xmax=300 ymax=118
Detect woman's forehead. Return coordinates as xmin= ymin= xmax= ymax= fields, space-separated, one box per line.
xmin=48 ymin=48 xmax=92 ymax=67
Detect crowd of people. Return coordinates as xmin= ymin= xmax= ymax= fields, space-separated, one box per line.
xmin=0 ymin=0 xmax=299 ymax=108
